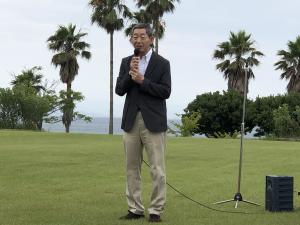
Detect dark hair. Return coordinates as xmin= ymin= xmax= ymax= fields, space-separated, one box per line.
xmin=131 ymin=23 xmax=153 ymax=37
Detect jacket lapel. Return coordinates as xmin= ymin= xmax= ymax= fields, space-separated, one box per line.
xmin=144 ymin=52 xmax=158 ymax=78
xmin=127 ymin=55 xmax=133 ymax=70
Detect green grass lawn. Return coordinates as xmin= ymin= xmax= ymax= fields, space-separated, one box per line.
xmin=0 ymin=130 xmax=300 ymax=225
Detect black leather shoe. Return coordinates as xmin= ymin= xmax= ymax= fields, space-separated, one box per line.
xmin=149 ymin=214 xmax=162 ymax=222
xmin=119 ymin=211 xmax=145 ymax=220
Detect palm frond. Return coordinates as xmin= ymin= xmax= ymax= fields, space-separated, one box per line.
xmin=73 ymin=41 xmax=90 ymax=50
xmin=11 ymin=66 xmax=45 ymax=93
xmin=81 ymin=51 xmax=92 ymax=60
xmin=251 ymin=50 xmax=264 ymax=57
xmin=51 ymin=53 xmax=74 ymax=66
xmin=275 ymin=36 xmax=300 ymax=92
xmin=90 ymin=0 xmax=129 ymax=33
xmin=247 ymin=57 xmax=260 ymax=67
xmin=216 ymin=60 xmax=230 ymax=72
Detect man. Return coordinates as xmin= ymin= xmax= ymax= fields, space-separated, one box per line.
xmin=115 ymin=23 xmax=171 ymax=223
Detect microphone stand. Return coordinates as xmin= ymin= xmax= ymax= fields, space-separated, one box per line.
xmin=213 ymin=64 xmax=261 ymax=208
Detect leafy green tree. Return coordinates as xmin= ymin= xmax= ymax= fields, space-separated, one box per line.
xmin=295 ymin=106 xmax=300 ymax=123
xmin=47 ymin=23 xmax=91 ymax=133
xmin=14 ymin=85 xmax=59 ymax=130
xmin=275 ymin=36 xmax=300 ymax=93
xmin=252 ymin=95 xmax=283 ymax=136
xmin=213 ymin=31 xmax=264 ymax=95
xmin=135 ymin=0 xmax=180 ymax=53
xmin=9 ymin=67 xmax=59 ymax=130
xmin=253 ymin=93 xmax=300 ymax=136
xmin=273 ymin=104 xmax=300 ymax=138
xmin=170 ymin=111 xmax=201 ymax=137
xmin=0 ymin=88 xmax=21 ymax=129
xmin=58 ymin=90 xmax=92 ymax=128
xmin=0 ymin=85 xmax=59 ymax=131
xmin=184 ymin=90 xmax=256 ymax=138
xmin=89 ymin=0 xmax=131 ymax=135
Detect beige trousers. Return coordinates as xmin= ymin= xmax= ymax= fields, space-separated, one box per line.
xmin=123 ymin=112 xmax=166 ymax=216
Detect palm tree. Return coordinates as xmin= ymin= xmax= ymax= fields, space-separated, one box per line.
xmin=47 ymin=23 xmax=91 ymax=133
xmin=213 ymin=30 xmax=264 ymax=95
xmin=135 ymin=0 xmax=180 ymax=53
xmin=89 ymin=0 xmax=131 ymax=135
xmin=11 ymin=66 xmax=45 ymax=93
xmin=275 ymin=36 xmax=300 ymax=93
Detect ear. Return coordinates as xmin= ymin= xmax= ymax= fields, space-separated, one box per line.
xmin=149 ymin=36 xmax=154 ymax=44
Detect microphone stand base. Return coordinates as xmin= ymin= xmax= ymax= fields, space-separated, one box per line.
xmin=213 ymin=192 xmax=261 ymax=208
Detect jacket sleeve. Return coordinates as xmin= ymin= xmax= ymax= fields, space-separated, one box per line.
xmin=139 ymin=60 xmax=171 ymax=99
xmin=115 ymin=58 xmax=134 ymax=96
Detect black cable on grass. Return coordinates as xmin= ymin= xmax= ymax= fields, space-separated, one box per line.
xmin=143 ymin=160 xmax=265 ymax=215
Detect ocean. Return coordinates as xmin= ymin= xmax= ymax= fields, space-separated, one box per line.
xmin=43 ymin=118 xmax=256 ymax=138
xmin=43 ymin=117 xmax=179 ymax=135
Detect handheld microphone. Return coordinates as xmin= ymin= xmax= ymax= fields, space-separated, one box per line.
xmin=134 ymin=48 xmax=140 ymax=57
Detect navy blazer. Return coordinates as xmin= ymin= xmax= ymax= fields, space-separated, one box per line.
xmin=115 ymin=52 xmax=171 ymax=132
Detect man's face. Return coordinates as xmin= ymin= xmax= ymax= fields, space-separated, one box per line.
xmin=130 ymin=28 xmax=154 ymax=56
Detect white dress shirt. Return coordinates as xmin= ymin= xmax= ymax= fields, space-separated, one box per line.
xmin=139 ymin=48 xmax=153 ymax=76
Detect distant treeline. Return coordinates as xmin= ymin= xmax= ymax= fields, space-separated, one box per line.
xmin=175 ymin=91 xmax=300 ymax=138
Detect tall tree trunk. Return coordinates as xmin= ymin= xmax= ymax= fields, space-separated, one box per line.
xmin=154 ymin=19 xmax=159 ymax=53
xmin=288 ymin=75 xmax=300 ymax=93
xmin=63 ymin=110 xmax=70 ymax=133
xmin=228 ymin=70 xmax=249 ymax=95
xmin=109 ymin=32 xmax=114 ymax=135
xmin=37 ymin=120 xmax=43 ymax=131
xmin=65 ymin=81 xmax=72 ymax=133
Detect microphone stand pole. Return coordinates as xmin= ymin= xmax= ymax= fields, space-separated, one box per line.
xmin=213 ymin=64 xmax=261 ymax=208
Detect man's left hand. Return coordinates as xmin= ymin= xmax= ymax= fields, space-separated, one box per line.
xmin=129 ymin=68 xmax=144 ymax=84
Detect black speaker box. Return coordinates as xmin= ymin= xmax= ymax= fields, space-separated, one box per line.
xmin=265 ymin=175 xmax=293 ymax=212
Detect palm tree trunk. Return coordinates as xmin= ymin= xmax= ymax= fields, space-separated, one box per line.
xmin=109 ymin=31 xmax=114 ymax=135
xmin=288 ymin=76 xmax=300 ymax=93
xmin=65 ymin=82 xmax=72 ymax=133
xmin=154 ymin=19 xmax=159 ymax=53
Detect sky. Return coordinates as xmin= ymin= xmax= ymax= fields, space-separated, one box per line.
xmin=1 ymin=0 xmax=300 ymax=119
